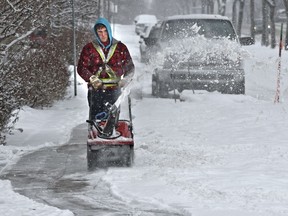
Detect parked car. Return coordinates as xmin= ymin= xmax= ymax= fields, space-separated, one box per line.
xmin=253 ymin=19 xmax=271 ymax=34
xmin=139 ymin=23 xmax=161 ymax=63
xmin=134 ymin=14 xmax=157 ymax=35
xmin=151 ymin=14 xmax=254 ymax=97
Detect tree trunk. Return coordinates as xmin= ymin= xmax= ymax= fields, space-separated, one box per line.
xmin=232 ymin=0 xmax=245 ymax=36
xmin=217 ymin=0 xmax=227 ymax=16
xmin=237 ymin=0 xmax=245 ymax=36
xmin=250 ymin=0 xmax=255 ymax=41
xmin=261 ymin=0 xmax=269 ymax=46
xmin=269 ymin=0 xmax=276 ymax=48
xmin=201 ymin=0 xmax=214 ymax=14
xmin=232 ymin=0 xmax=237 ymax=27
xmin=208 ymin=0 xmax=214 ymax=14
xmin=283 ymin=0 xmax=288 ymax=50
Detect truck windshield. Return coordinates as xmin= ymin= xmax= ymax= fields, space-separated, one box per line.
xmin=162 ymin=19 xmax=237 ymax=41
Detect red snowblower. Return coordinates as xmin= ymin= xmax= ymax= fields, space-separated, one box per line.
xmin=86 ymin=92 xmax=134 ymax=169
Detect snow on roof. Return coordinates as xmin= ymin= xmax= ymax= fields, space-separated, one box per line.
xmin=165 ymin=14 xmax=230 ymax=21
xmin=134 ymin=14 xmax=157 ymax=24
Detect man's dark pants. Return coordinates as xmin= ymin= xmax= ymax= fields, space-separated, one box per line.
xmin=88 ymin=87 xmax=121 ymax=120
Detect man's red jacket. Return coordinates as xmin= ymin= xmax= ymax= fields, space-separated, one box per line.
xmin=77 ymin=39 xmax=135 ymax=83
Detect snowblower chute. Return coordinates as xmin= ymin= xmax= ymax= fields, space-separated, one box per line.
xmin=86 ymin=94 xmax=134 ymax=169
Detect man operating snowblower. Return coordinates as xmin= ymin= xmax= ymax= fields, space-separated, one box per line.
xmin=77 ymin=17 xmax=135 ymax=122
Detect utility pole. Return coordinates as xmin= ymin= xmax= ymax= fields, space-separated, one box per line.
xmin=72 ymin=0 xmax=77 ymax=96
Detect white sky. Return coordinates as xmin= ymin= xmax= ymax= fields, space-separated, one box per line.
xmin=1 ymin=23 xmax=288 ymax=216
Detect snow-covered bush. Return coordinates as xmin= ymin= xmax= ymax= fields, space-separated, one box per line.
xmin=0 ymin=1 xmax=86 ymax=145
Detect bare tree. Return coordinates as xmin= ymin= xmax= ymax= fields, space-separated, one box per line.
xmin=259 ymin=0 xmax=277 ymax=48
xmin=252 ymin=0 xmax=276 ymax=48
xmin=283 ymin=0 xmax=288 ymax=49
xmin=232 ymin=0 xmax=245 ymax=36
xmin=250 ymin=0 xmax=256 ymax=40
xmin=216 ymin=0 xmax=227 ymax=15
xmin=202 ymin=0 xmax=215 ymax=14
xmin=267 ymin=0 xmax=276 ymax=48
xmin=172 ymin=0 xmax=201 ymax=15
xmin=261 ymin=0 xmax=269 ymax=46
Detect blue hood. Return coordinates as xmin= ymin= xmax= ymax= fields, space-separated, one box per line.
xmin=93 ymin=17 xmax=113 ymax=49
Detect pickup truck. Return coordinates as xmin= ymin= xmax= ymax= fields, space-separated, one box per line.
xmin=151 ymin=14 xmax=254 ymax=97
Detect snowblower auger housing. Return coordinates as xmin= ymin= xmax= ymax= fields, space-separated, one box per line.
xmin=86 ymin=95 xmax=134 ymax=170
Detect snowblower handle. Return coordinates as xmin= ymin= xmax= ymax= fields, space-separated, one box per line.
xmin=128 ymin=94 xmax=134 ymax=138
xmin=86 ymin=120 xmax=103 ymax=134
